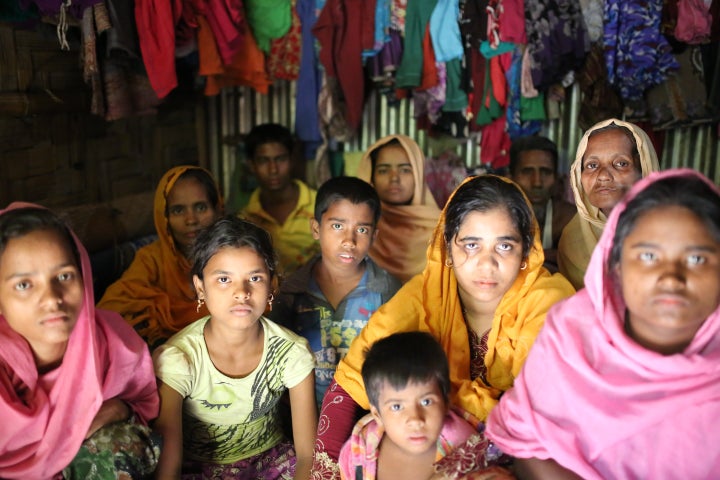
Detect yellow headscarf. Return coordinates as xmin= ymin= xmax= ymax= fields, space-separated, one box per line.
xmin=357 ymin=134 xmax=441 ymax=282
xmin=98 ymin=165 xmax=224 ymax=348
xmin=335 ymin=175 xmax=575 ymax=420
xmin=558 ymin=118 xmax=660 ymax=289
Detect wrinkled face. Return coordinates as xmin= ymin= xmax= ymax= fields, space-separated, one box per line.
xmin=618 ymin=205 xmax=720 ymax=355
xmin=370 ymin=379 xmax=447 ymax=457
xmin=0 ymin=229 xmax=83 ymax=360
xmin=449 ymin=208 xmax=524 ymax=313
xmin=511 ymin=150 xmax=556 ymax=207
xmin=193 ymin=246 xmax=272 ymax=331
xmin=372 ymin=144 xmax=416 ymax=206
xmin=311 ymin=199 xmax=376 ymax=272
xmin=249 ymin=142 xmax=293 ymax=193
xmin=581 ymin=129 xmax=642 ymax=216
xmin=167 ymin=177 xmax=218 ymax=256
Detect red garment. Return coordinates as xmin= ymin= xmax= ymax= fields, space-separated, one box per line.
xmin=362 ymin=0 xmax=376 ymax=51
xmin=198 ymin=15 xmax=271 ymax=95
xmin=499 ymin=0 xmax=526 ymax=44
xmin=418 ymin=23 xmax=439 ymax=90
xmin=312 ymin=0 xmax=367 ymax=130
xmin=135 ymin=0 xmax=183 ymax=98
xmin=480 ymin=115 xmax=511 ymax=169
xmin=202 ymin=0 xmax=246 ymax=65
xmin=267 ymin=2 xmax=302 ymax=81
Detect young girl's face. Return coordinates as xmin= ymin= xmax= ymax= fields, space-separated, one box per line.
xmin=167 ymin=177 xmax=218 ymax=256
xmin=370 ymin=378 xmax=447 ymax=457
xmin=449 ymin=207 xmax=524 ymax=312
xmin=618 ymin=205 xmax=720 ymax=354
xmin=0 ymin=229 xmax=83 ymax=354
xmin=372 ymin=144 xmax=415 ymax=205
xmin=193 ymin=246 xmax=272 ymax=330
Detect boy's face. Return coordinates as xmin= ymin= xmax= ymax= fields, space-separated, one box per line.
xmin=249 ymin=142 xmax=292 ymax=192
xmin=370 ymin=378 xmax=447 ymax=457
xmin=310 ymin=199 xmax=376 ymax=272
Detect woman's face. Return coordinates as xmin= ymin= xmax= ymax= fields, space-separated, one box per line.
xmin=0 ymin=229 xmax=83 ymax=359
xmin=618 ymin=205 xmax=720 ymax=355
xmin=167 ymin=177 xmax=219 ymax=256
xmin=372 ymin=144 xmax=416 ymax=206
xmin=449 ymin=207 xmax=524 ymax=313
xmin=581 ymin=129 xmax=642 ymax=216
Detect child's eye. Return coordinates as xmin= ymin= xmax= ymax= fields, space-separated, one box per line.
xmin=400 ymin=166 xmax=413 ymax=175
xmin=217 ymin=276 xmax=231 ymax=284
xmin=464 ymin=242 xmax=478 ymax=252
xmin=195 ymin=203 xmax=209 ymax=213
xmin=331 ymin=223 xmax=342 ymax=230
xmin=14 ymin=280 xmax=31 ymax=291
xmin=249 ymin=275 xmax=265 ymax=283
xmin=357 ymin=227 xmax=369 ymax=235
xmin=376 ymin=167 xmax=389 ymax=175
xmin=687 ymin=255 xmax=706 ymax=266
xmin=389 ymin=403 xmax=401 ymax=412
xmin=420 ymin=398 xmax=433 ymax=407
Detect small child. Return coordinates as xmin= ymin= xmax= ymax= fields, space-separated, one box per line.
xmin=152 ymin=216 xmax=317 ymax=479
xmin=270 ymin=176 xmax=401 ymax=408
xmin=339 ymin=331 xmax=476 ymax=480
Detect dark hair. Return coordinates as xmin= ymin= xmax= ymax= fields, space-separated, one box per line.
xmin=609 ymin=175 xmax=720 ymax=269
xmin=244 ymin=123 xmax=294 ymax=160
xmin=0 ymin=207 xmax=80 ymax=267
xmin=583 ymin=123 xmax=640 ymax=171
xmin=314 ymin=176 xmax=381 ymax=226
xmin=169 ymin=168 xmax=222 ymax=214
xmin=444 ymin=176 xmax=535 ymax=259
xmin=508 ymin=135 xmax=559 ymax=175
xmin=369 ymin=138 xmax=403 ymax=174
xmin=190 ymin=215 xmax=277 ymax=281
xmin=362 ymin=331 xmax=450 ymax=409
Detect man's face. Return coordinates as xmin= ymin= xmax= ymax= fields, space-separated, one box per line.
xmin=511 ymin=150 xmax=556 ymax=207
xmin=249 ymin=142 xmax=293 ymax=192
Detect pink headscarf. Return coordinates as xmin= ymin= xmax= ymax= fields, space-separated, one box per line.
xmin=487 ymin=169 xmax=720 ymax=479
xmin=0 ymin=202 xmax=159 ymax=479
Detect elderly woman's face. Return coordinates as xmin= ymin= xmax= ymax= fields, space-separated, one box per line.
xmin=581 ymin=129 xmax=641 ymax=216
xmin=617 ymin=205 xmax=720 ymax=355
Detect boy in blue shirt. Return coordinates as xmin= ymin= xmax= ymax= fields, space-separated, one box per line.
xmin=270 ymin=176 xmax=402 ymax=408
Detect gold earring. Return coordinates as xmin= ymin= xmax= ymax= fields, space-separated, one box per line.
xmin=196 ymin=297 xmax=205 ymax=313
xmin=444 ymin=258 xmax=453 ymax=268
xmin=520 ymin=261 xmax=527 ymax=270
xmin=267 ymin=293 xmax=274 ymax=311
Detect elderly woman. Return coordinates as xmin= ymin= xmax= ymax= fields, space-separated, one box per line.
xmin=557 ymin=118 xmax=660 ymax=289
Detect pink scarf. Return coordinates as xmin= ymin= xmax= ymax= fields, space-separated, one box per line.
xmin=487 ymin=169 xmax=720 ymax=479
xmin=0 ymin=202 xmax=159 ymax=479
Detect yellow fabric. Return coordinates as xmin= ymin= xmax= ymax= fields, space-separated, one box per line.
xmin=557 ymin=118 xmax=660 ymax=289
xmin=98 ymin=166 xmax=223 ymax=348
xmin=334 ymin=175 xmax=575 ymax=421
xmin=240 ymin=179 xmax=320 ymax=276
xmin=356 ymin=134 xmax=441 ymax=283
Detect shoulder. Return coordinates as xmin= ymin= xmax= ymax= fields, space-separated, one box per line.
xmin=365 ymin=259 xmax=402 ymax=295
xmin=295 ymin=180 xmax=317 ymax=206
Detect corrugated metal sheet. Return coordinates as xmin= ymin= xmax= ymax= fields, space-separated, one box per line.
xmin=206 ymin=80 xmax=719 ymax=195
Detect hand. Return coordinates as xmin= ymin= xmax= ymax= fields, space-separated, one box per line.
xmin=85 ymin=398 xmax=131 ymax=439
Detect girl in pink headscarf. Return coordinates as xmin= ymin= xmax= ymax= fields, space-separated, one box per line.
xmin=487 ymin=169 xmax=720 ymax=479
xmin=0 ymin=203 xmax=160 ymax=479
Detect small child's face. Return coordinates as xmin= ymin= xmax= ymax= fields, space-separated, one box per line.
xmin=618 ymin=205 xmax=720 ymax=354
xmin=249 ymin=142 xmax=293 ymax=193
xmin=370 ymin=379 xmax=447 ymax=458
xmin=311 ymin=199 xmax=376 ymax=271
xmin=372 ymin=144 xmax=415 ymax=206
xmin=193 ymin=246 xmax=272 ymax=330
xmin=0 ymin=229 xmax=83 ymax=356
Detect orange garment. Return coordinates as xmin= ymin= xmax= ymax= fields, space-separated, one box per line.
xmin=97 ymin=166 xmax=223 ymax=349
xmin=419 ymin=24 xmax=439 ymax=91
xmin=356 ymin=134 xmax=441 ymax=283
xmin=197 ymin=15 xmax=271 ymax=96
xmin=334 ymin=176 xmax=576 ymax=420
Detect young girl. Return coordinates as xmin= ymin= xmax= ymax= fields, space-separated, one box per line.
xmin=98 ymin=165 xmax=223 ymax=350
xmin=487 ymin=169 xmax=720 ymax=478
xmin=152 ymin=216 xmax=317 ymax=479
xmin=0 ymin=203 xmax=159 ymax=479
xmin=311 ymin=175 xmax=575 ymax=477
